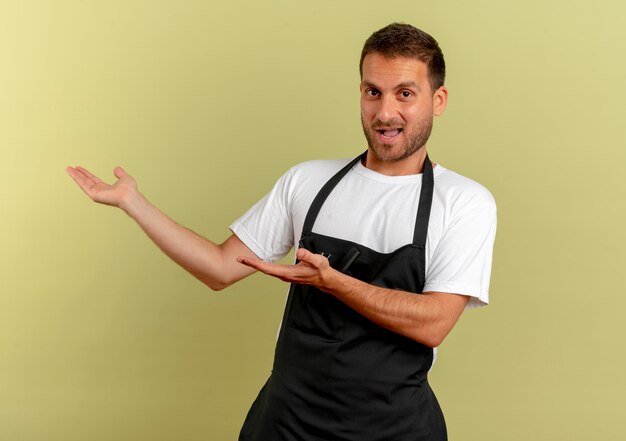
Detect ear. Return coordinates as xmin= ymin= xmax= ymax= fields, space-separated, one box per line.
xmin=432 ymin=86 xmax=448 ymax=116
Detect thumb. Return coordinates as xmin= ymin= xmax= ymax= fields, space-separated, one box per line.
xmin=113 ymin=166 xmax=127 ymax=179
xmin=296 ymin=247 xmax=312 ymax=261
xmin=296 ymin=247 xmax=322 ymax=264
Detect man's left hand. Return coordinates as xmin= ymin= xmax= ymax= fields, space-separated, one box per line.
xmin=237 ymin=248 xmax=336 ymax=291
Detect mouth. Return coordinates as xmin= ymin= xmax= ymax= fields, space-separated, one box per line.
xmin=378 ymin=128 xmax=402 ymax=137
xmin=375 ymin=128 xmax=403 ymax=142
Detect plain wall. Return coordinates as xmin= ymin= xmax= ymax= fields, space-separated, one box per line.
xmin=1 ymin=0 xmax=625 ymax=439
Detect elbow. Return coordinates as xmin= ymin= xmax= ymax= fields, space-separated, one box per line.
xmin=421 ymin=334 xmax=445 ymax=349
xmin=412 ymin=326 xmax=450 ymax=348
xmin=204 ymin=277 xmax=233 ymax=292
xmin=199 ymin=264 xmax=248 ymax=291
xmin=206 ymin=281 xmax=228 ymax=291
xmin=194 ymin=271 xmax=232 ymax=292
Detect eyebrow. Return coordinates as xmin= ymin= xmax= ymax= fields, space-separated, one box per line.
xmin=396 ymin=81 xmax=420 ymax=90
xmin=361 ymin=80 xmax=421 ymax=91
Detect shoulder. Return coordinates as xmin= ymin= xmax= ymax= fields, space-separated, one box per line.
xmin=434 ymin=165 xmax=496 ymax=209
xmin=286 ymin=158 xmax=355 ymax=181
xmin=278 ymin=158 xmax=355 ymax=196
xmin=266 ymin=157 xmax=357 ymax=210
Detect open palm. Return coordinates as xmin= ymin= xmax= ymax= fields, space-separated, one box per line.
xmin=66 ymin=166 xmax=138 ymax=209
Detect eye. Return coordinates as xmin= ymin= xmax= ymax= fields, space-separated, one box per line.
xmin=400 ymin=90 xmax=413 ymax=98
xmin=365 ymin=88 xmax=380 ymax=97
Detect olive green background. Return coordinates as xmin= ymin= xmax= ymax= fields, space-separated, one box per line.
xmin=1 ymin=0 xmax=624 ymax=440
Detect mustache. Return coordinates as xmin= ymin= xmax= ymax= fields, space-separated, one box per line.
xmin=370 ymin=118 xmax=405 ymax=130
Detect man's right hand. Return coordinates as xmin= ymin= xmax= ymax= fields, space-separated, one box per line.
xmin=66 ymin=166 xmax=138 ymax=212
xmin=65 ymin=165 xmax=259 ymax=290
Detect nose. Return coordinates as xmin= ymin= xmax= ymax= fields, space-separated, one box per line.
xmin=376 ymin=95 xmax=400 ymax=124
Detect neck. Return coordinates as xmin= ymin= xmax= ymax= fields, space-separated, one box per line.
xmin=363 ymin=148 xmax=431 ymax=176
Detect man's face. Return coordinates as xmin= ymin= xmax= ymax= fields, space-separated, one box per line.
xmin=360 ymin=53 xmax=447 ymax=165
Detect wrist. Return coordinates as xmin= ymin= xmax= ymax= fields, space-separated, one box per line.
xmin=120 ymin=190 xmax=148 ymax=218
xmin=321 ymin=267 xmax=349 ymax=296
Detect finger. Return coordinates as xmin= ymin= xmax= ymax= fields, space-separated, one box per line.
xmin=114 ymin=166 xmax=127 ymax=179
xmin=74 ymin=166 xmax=105 ymax=186
xmin=296 ymin=247 xmax=313 ymax=262
xmin=66 ymin=166 xmax=82 ymax=181
xmin=237 ymin=256 xmax=295 ymax=279
xmin=296 ymin=248 xmax=327 ymax=267
xmin=66 ymin=167 xmax=97 ymax=194
xmin=237 ymin=256 xmax=277 ymax=273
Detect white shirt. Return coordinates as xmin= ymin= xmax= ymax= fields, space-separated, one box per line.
xmin=231 ymin=157 xmax=497 ymax=308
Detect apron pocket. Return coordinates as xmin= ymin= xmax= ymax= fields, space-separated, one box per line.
xmin=287 ymin=285 xmax=348 ymax=341
xmin=336 ymin=247 xmax=360 ymax=272
xmin=286 ymin=240 xmax=362 ymax=341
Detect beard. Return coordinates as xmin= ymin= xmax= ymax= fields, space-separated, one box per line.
xmin=361 ymin=115 xmax=433 ymax=163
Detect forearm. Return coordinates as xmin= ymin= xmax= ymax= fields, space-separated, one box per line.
xmin=122 ymin=192 xmax=253 ymax=290
xmin=238 ymin=249 xmax=470 ymax=347
xmin=323 ymin=270 xmax=468 ymax=347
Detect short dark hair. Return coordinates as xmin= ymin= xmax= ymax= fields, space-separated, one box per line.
xmin=359 ymin=23 xmax=446 ymax=91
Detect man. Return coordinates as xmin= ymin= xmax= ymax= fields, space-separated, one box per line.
xmin=67 ymin=23 xmax=496 ymax=440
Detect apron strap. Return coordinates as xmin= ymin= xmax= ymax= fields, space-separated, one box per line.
xmin=412 ymin=156 xmax=434 ymax=247
xmin=301 ymin=152 xmax=365 ymax=236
